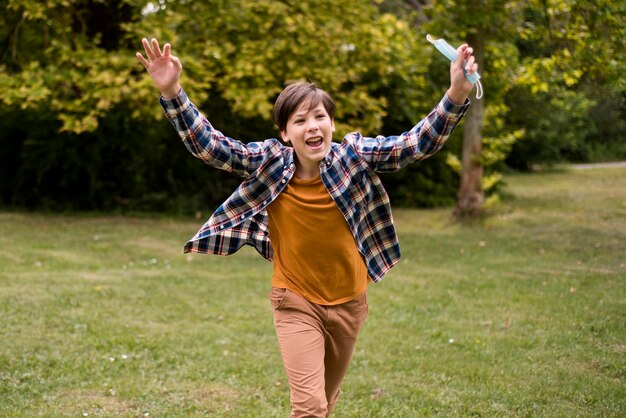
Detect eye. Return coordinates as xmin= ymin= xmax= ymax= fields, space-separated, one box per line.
xmin=315 ymin=114 xmax=326 ymax=120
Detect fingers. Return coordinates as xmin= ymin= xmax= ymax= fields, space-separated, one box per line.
xmin=464 ymin=47 xmax=479 ymax=74
xmin=142 ymin=38 xmax=155 ymax=61
xmin=140 ymin=37 xmax=166 ymax=60
xmin=136 ymin=52 xmax=149 ymax=70
xmin=464 ymin=55 xmax=475 ymax=73
xmin=454 ymin=43 xmax=479 ymax=74
xmin=151 ymin=38 xmax=162 ymax=56
xmin=453 ymin=44 xmax=466 ymax=68
xmin=138 ymin=38 xmax=178 ymax=71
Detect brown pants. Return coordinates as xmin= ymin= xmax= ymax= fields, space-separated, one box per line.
xmin=270 ymin=287 xmax=368 ymax=418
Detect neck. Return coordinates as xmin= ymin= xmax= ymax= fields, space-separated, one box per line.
xmin=294 ymin=160 xmax=321 ymax=180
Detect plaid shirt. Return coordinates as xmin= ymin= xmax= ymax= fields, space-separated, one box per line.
xmin=161 ymin=89 xmax=468 ymax=283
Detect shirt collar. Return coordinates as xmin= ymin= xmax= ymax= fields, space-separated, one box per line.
xmin=320 ymin=146 xmax=334 ymax=168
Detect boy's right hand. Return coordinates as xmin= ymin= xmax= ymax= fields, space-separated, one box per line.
xmin=136 ymin=38 xmax=182 ymax=99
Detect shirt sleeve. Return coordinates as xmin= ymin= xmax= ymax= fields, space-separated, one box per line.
xmin=160 ymin=88 xmax=268 ymax=177
xmin=355 ymin=93 xmax=470 ymax=173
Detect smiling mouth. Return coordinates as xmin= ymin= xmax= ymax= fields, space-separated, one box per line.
xmin=305 ymin=137 xmax=323 ymax=148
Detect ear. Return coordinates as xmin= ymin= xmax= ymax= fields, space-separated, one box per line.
xmin=281 ymin=130 xmax=290 ymax=144
xmin=331 ymin=119 xmax=336 ymax=132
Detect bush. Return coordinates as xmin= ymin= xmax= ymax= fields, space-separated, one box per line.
xmin=505 ymin=87 xmax=597 ymax=169
xmin=0 ymin=103 xmax=240 ymax=214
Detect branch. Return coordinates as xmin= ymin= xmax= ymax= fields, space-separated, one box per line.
xmin=0 ymin=8 xmax=26 ymax=69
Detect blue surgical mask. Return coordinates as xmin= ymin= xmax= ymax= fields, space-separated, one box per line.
xmin=427 ymin=34 xmax=483 ymax=99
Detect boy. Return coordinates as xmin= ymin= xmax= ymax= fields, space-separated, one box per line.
xmin=137 ymin=37 xmax=477 ymax=417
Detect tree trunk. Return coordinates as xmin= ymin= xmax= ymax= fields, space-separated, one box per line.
xmin=454 ymin=30 xmax=485 ymax=218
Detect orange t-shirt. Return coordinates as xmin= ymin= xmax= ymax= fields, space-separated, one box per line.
xmin=267 ymin=175 xmax=369 ymax=305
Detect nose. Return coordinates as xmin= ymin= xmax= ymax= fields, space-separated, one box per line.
xmin=306 ymin=119 xmax=319 ymax=132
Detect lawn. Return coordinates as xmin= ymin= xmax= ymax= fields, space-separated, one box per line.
xmin=1 ymin=166 xmax=624 ymax=417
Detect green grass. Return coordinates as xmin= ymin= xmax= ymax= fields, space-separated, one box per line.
xmin=1 ymin=166 xmax=624 ymax=417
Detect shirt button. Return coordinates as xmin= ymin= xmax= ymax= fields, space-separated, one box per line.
xmin=219 ymin=225 xmax=224 ymax=230
xmin=241 ymin=214 xmax=245 ymax=220
xmin=289 ymin=163 xmax=295 ymax=169
xmin=281 ymin=179 xmax=287 ymax=184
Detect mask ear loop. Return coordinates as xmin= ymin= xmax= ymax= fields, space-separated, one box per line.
xmin=474 ymin=79 xmax=483 ymax=100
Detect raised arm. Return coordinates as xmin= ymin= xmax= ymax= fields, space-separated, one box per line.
xmin=136 ymin=38 xmax=268 ymax=177
xmin=355 ymin=43 xmax=477 ymax=172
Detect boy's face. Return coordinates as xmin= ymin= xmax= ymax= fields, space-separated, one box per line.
xmin=281 ymin=100 xmax=335 ymax=168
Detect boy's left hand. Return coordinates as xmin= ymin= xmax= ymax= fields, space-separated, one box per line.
xmin=446 ymin=44 xmax=478 ymax=104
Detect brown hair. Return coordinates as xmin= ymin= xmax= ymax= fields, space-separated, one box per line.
xmin=273 ymin=81 xmax=335 ymax=132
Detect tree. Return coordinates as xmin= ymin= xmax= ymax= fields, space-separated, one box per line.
xmin=422 ymin=0 xmax=521 ymax=217
xmin=0 ymin=0 xmax=436 ymax=210
xmin=0 ymin=0 xmax=430 ymax=135
xmin=422 ymin=0 xmax=625 ymax=216
xmin=1 ymin=0 xmax=623 ymax=212
xmin=0 ymin=0 xmax=151 ymax=133
xmin=138 ymin=0 xmax=431 ymax=136
xmin=455 ymin=27 xmax=485 ymax=215
xmin=506 ymin=0 xmax=626 ymax=167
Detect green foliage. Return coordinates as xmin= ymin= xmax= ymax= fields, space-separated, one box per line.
xmin=145 ymin=0 xmax=429 ymax=135
xmin=1 ymin=0 xmax=447 ymax=211
xmin=506 ymin=87 xmax=597 ymax=168
xmin=506 ymin=0 xmax=626 ymax=167
xmin=0 ymin=0 xmax=154 ymax=133
xmin=423 ymin=0 xmax=625 ymax=176
xmin=583 ymin=83 xmax=626 ymax=161
xmin=422 ymin=0 xmax=523 ymax=205
xmin=0 ymin=103 xmax=241 ymax=212
xmin=515 ymin=0 xmax=626 ymax=92
xmin=0 ymin=0 xmax=624 ymax=211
